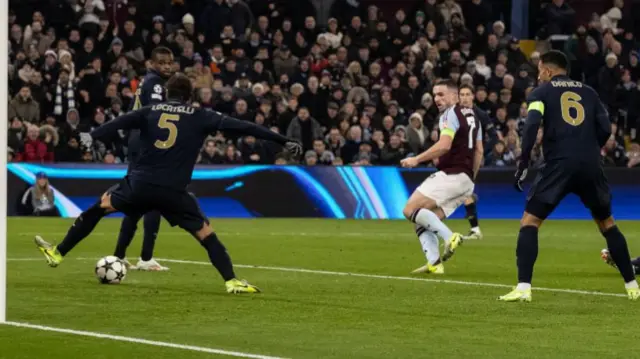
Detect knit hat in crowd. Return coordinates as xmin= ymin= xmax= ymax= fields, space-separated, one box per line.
xmin=111 ymin=37 xmax=123 ymax=47
xmin=182 ymin=13 xmax=195 ymax=25
xmin=44 ymin=49 xmax=58 ymax=60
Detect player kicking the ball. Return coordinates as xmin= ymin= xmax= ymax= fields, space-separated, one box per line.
xmin=34 ymin=73 xmax=303 ymax=293
xmin=401 ymin=79 xmax=484 ymax=274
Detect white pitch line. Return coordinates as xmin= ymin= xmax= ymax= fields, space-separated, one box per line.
xmin=17 ymin=231 xmax=417 ymax=237
xmin=16 ymin=231 xmax=591 ymax=238
xmin=8 ymin=257 xmax=624 ymax=298
xmin=1 ymin=321 xmax=289 ymax=359
xmin=156 ymin=258 xmax=627 ymax=298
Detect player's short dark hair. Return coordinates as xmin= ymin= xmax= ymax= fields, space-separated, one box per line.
xmin=166 ymin=73 xmax=192 ymax=102
xmin=434 ymin=79 xmax=458 ymax=91
xmin=151 ymin=46 xmax=173 ymax=61
xmin=459 ymin=84 xmax=475 ymax=93
xmin=540 ymin=50 xmax=569 ymax=70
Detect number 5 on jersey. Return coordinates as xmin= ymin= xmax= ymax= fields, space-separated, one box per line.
xmin=155 ymin=113 xmax=180 ymax=149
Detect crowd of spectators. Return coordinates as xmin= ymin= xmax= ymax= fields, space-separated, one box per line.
xmin=6 ymin=0 xmax=640 ymax=168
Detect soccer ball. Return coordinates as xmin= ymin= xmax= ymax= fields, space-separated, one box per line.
xmin=95 ymin=256 xmax=127 ymax=284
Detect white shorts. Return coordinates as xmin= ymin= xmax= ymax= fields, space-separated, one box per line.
xmin=416 ymin=171 xmax=475 ymax=218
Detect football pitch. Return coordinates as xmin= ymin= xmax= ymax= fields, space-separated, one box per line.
xmin=1 ymin=217 xmax=639 ymax=359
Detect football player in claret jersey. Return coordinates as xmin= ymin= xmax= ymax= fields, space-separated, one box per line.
xmin=400 ymin=80 xmax=484 ymax=274
xmin=114 ymin=46 xmax=174 ymax=272
xmin=35 ymin=73 xmax=303 ymax=293
xmin=499 ymin=50 xmax=639 ymax=302
xmin=458 ymin=84 xmax=497 ymax=241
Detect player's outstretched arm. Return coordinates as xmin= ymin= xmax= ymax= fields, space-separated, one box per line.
xmin=401 ymin=109 xmax=459 ymax=168
xmin=217 ymin=115 xmax=289 ymax=144
xmin=206 ymin=111 xmax=302 ymax=156
xmin=90 ymin=109 xmax=146 ymax=140
xmin=401 ymin=134 xmax=453 ymax=168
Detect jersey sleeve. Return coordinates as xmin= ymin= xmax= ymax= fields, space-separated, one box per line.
xmin=520 ymin=90 xmax=545 ymax=166
xmin=91 ymin=108 xmax=147 ymax=139
xmin=526 ymin=86 xmax=546 ymax=115
xmin=204 ymin=110 xmax=290 ymax=144
xmin=202 ymin=109 xmax=223 ymax=133
xmin=147 ymin=77 xmax=166 ymax=104
xmin=439 ymin=108 xmax=460 ymax=139
xmin=476 ymin=125 xmax=483 ymax=141
xmin=594 ymin=98 xmax=611 ymax=148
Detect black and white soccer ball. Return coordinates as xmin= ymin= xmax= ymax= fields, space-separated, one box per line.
xmin=95 ymin=256 xmax=127 ymax=284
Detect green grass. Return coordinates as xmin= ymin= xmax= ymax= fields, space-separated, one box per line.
xmin=2 ymin=218 xmax=640 ymax=359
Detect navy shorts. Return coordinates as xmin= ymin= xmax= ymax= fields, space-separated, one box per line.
xmin=526 ymin=161 xmax=612 ymax=221
xmin=108 ymin=177 xmax=207 ymax=233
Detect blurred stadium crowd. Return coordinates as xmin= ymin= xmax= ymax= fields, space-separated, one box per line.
xmin=6 ymin=0 xmax=640 ymax=168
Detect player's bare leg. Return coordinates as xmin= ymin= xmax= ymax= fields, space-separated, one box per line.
xmin=464 ymin=194 xmax=483 ymax=240
xmin=35 ymin=192 xmax=116 ymax=267
xmin=403 ymin=191 xmax=463 ymax=273
xmin=498 ymin=211 xmax=542 ymax=302
xmin=594 ymin=216 xmax=639 ymax=300
xmin=191 ymin=222 xmax=260 ymax=293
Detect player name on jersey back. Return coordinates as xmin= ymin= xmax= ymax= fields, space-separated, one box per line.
xmin=151 ymin=104 xmax=195 ymax=114
xmin=550 ymin=80 xmax=583 ymax=88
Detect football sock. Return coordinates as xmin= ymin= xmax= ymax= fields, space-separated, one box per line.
xmin=602 ymin=226 xmax=636 ymax=283
xmin=465 ymin=202 xmax=479 ymax=229
xmin=57 ymin=201 xmax=108 ymax=256
xmin=411 ymin=208 xmax=453 ymax=242
xmin=140 ymin=211 xmax=161 ymax=261
xmin=114 ymin=215 xmax=139 ymax=259
xmin=516 ymin=226 xmax=538 ymax=284
xmin=416 ymin=226 xmax=441 ymax=265
xmin=200 ymin=233 xmax=236 ymax=281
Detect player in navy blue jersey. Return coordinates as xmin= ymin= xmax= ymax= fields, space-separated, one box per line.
xmin=35 ymin=73 xmax=303 ymax=293
xmin=114 ymin=46 xmax=173 ymax=272
xmin=499 ymin=50 xmax=639 ymax=302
